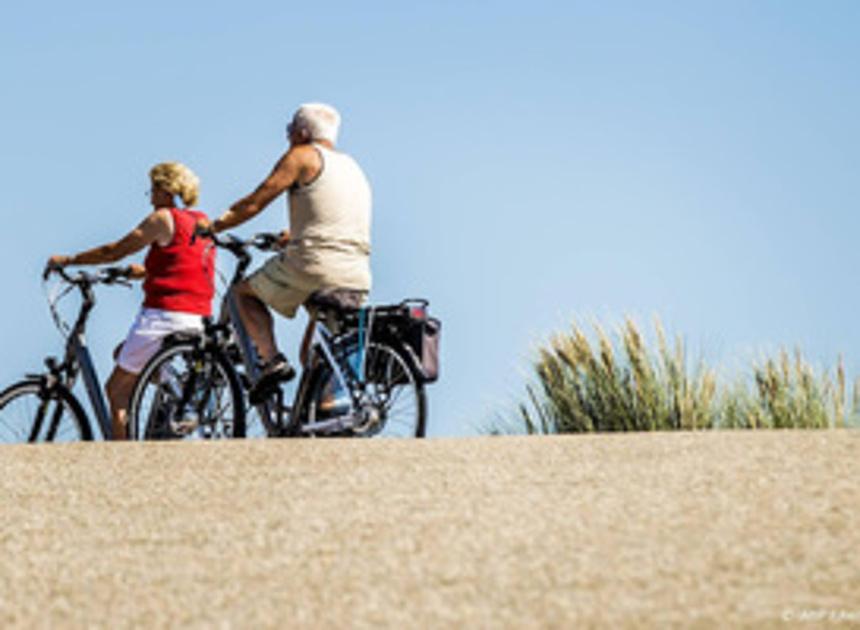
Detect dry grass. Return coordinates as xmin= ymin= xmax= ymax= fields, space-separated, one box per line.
xmin=513 ymin=318 xmax=854 ymax=434
xmin=722 ymin=351 xmax=846 ymax=429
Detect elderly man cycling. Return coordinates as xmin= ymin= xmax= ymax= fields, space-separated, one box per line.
xmin=205 ymin=103 xmax=371 ymax=402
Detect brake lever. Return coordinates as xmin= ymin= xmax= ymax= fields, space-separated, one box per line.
xmin=98 ymin=266 xmax=134 ymax=286
xmin=253 ymin=233 xmax=280 ymax=250
xmin=225 ymin=233 xmax=244 ymax=247
xmin=43 ymin=263 xmax=63 ymax=282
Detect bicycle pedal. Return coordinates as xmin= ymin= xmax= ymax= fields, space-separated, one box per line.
xmin=226 ymin=344 xmax=243 ymax=365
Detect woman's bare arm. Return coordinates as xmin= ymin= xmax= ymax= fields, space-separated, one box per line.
xmin=48 ymin=209 xmax=172 ymax=267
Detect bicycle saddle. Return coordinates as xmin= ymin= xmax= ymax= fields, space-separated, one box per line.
xmin=305 ymin=289 xmax=365 ymax=315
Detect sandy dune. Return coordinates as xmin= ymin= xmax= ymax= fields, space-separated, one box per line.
xmin=1 ymin=431 xmax=858 ymax=628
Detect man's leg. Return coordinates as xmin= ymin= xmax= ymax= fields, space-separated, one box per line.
xmin=299 ymin=317 xmax=316 ymax=367
xmin=233 ymin=279 xmax=278 ymax=364
xmin=105 ymin=366 xmax=138 ymax=440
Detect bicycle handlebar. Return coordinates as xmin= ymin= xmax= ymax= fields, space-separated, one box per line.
xmin=43 ymin=264 xmax=136 ymax=288
xmin=41 ymin=265 xmax=136 ymax=339
xmin=192 ymin=226 xmax=283 ymax=257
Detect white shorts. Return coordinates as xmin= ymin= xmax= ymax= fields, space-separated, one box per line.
xmin=116 ymin=308 xmax=204 ymax=374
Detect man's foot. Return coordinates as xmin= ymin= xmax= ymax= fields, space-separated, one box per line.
xmin=249 ymin=353 xmax=296 ymax=404
xmin=316 ymin=378 xmax=352 ymax=418
xmin=317 ymin=393 xmax=352 ymax=418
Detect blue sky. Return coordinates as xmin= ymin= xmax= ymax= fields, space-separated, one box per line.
xmin=1 ymin=1 xmax=858 ymax=436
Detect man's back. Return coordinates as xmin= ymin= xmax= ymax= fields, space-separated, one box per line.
xmin=285 ymin=143 xmax=372 ymax=291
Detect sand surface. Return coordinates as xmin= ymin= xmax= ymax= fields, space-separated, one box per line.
xmin=1 ymin=431 xmax=859 ymax=628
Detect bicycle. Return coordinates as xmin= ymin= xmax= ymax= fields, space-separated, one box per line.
xmin=128 ymin=231 xmax=433 ymax=439
xmin=0 ymin=266 xmax=136 ymax=443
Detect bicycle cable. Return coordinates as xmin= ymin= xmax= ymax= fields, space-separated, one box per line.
xmin=43 ymin=278 xmax=75 ymax=337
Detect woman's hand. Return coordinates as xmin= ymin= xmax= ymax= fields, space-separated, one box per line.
xmin=44 ymin=254 xmax=70 ymax=274
xmin=127 ymin=264 xmax=146 ymax=280
xmin=43 ymin=254 xmax=71 ymax=280
xmin=47 ymin=254 xmax=71 ymax=268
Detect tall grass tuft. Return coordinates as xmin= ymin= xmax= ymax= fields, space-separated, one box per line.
xmin=716 ymin=350 xmax=837 ymax=429
xmin=521 ymin=318 xmax=717 ymax=433
xmin=515 ymin=319 xmax=851 ymax=434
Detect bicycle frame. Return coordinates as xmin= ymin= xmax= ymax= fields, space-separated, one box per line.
xmin=68 ymin=331 xmax=113 ymax=440
xmin=36 ymin=266 xmax=134 ymax=441
xmin=294 ymin=319 xmax=362 ymax=435
xmin=222 ymin=288 xmax=280 ymax=433
xmin=202 ymin=231 xmax=371 ymax=436
xmin=222 ymin=286 xmax=361 ymax=436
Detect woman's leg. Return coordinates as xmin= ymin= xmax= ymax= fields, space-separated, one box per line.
xmin=105 ymin=366 xmax=138 ymax=440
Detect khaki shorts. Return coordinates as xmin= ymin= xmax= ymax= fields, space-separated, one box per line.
xmin=247 ymin=255 xmax=314 ymax=319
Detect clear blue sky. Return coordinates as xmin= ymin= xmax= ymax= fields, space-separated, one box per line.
xmin=1 ymin=1 xmax=858 ymax=436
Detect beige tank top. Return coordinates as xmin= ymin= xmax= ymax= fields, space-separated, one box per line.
xmin=284 ymin=144 xmax=372 ymax=290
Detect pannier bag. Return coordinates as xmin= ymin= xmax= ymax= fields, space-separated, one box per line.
xmin=342 ymin=299 xmax=441 ymax=384
xmin=401 ymin=300 xmax=441 ymax=383
xmin=417 ymin=317 xmax=441 ymax=383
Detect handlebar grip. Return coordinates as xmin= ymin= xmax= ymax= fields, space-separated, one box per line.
xmin=254 ymin=233 xmax=280 ymax=249
xmin=43 ymin=263 xmax=72 ymax=283
xmin=99 ymin=266 xmax=138 ymax=287
xmin=104 ymin=266 xmax=125 ymax=281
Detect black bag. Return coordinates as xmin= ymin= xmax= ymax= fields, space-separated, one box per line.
xmin=353 ymin=299 xmax=440 ymax=385
xmin=417 ymin=317 xmax=441 ymax=383
xmin=400 ymin=300 xmax=441 ymax=383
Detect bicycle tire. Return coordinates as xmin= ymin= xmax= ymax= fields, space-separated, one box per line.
xmin=297 ymin=340 xmax=427 ymax=438
xmin=128 ymin=340 xmax=246 ymax=440
xmin=0 ymin=379 xmax=93 ymax=443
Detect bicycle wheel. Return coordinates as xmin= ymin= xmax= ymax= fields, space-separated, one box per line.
xmin=128 ymin=340 xmax=245 ymax=440
xmin=301 ymin=342 xmax=426 ymax=438
xmin=0 ymin=379 xmax=92 ymax=443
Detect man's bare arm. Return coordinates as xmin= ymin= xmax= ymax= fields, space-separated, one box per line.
xmin=212 ymin=148 xmax=308 ymax=233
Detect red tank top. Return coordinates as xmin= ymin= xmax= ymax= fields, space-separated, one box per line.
xmin=143 ymin=208 xmax=215 ymax=316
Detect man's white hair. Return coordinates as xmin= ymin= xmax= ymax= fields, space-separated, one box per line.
xmin=291 ymin=103 xmax=341 ymax=144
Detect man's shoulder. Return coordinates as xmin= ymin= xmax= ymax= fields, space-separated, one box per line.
xmin=287 ymin=143 xmax=321 ymax=163
xmin=285 ymin=144 xmax=324 ymax=184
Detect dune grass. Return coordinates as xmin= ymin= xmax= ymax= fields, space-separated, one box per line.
xmin=511 ymin=318 xmax=854 ymax=434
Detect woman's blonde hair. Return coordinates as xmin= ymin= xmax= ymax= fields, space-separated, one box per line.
xmin=149 ymin=162 xmax=200 ymax=207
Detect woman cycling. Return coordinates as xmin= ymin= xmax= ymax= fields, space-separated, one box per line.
xmin=46 ymin=162 xmax=215 ymax=440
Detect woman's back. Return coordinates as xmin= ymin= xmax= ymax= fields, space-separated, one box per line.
xmin=143 ymin=207 xmax=215 ymax=316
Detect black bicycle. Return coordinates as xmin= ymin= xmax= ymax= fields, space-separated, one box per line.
xmin=0 ymin=266 xmax=136 ymax=443
xmin=127 ymin=232 xmax=437 ymax=440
